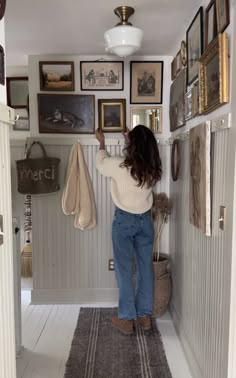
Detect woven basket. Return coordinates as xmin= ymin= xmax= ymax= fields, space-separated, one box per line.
xmin=16 ymin=141 xmax=60 ymax=195
xmin=152 ymin=272 xmax=172 ymax=317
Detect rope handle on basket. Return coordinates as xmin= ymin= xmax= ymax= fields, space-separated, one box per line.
xmin=26 ymin=141 xmax=48 ymax=159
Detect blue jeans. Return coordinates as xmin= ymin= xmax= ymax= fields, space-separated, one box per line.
xmin=112 ymin=207 xmax=154 ymax=320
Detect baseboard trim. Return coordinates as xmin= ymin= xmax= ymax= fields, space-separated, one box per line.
xmin=169 ymin=303 xmax=203 ymax=378
xmin=31 ymin=288 xmax=119 ymax=304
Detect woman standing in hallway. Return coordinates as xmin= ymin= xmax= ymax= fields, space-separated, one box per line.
xmin=95 ymin=125 xmax=162 ymax=335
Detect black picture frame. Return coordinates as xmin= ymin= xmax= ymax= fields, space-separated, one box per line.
xmin=130 ymin=61 xmax=164 ymax=104
xmin=80 ymin=61 xmax=124 ymax=91
xmin=6 ymin=77 xmax=29 ymax=108
xmin=186 ymin=7 xmax=204 ymax=86
xmin=39 ymin=61 xmax=75 ymax=91
xmin=0 ymin=45 xmax=4 ymax=85
xmin=38 ymin=94 xmax=95 ymax=134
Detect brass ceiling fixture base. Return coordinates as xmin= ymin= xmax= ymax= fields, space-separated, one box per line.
xmin=114 ymin=6 xmax=135 ymax=26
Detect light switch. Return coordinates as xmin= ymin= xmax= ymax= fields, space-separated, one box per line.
xmin=219 ymin=206 xmax=226 ymax=230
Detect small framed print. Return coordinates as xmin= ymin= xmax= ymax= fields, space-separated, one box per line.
xmin=80 ymin=61 xmax=124 ymax=90
xmin=13 ymin=117 xmax=30 ymax=131
xmin=186 ymin=7 xmax=204 ymax=86
xmin=98 ymin=99 xmax=126 ymax=132
xmin=6 ymin=77 xmax=29 ymax=109
xmin=39 ymin=61 xmax=74 ymax=91
xmin=130 ymin=61 xmax=163 ymax=104
xmin=185 ymin=89 xmax=193 ymax=121
xmin=176 ymin=50 xmax=182 ymax=75
xmin=216 ymin=0 xmax=230 ymax=33
xmin=205 ymin=0 xmax=217 ymax=49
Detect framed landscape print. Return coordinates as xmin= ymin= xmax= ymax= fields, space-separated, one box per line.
xmin=38 ymin=94 xmax=95 ymax=134
xmin=39 ymin=61 xmax=74 ymax=91
xmin=186 ymin=7 xmax=204 ymax=86
xmin=6 ymin=77 xmax=28 ymax=109
xmin=98 ymin=99 xmax=126 ymax=132
xmin=80 ymin=61 xmax=124 ymax=90
xmin=216 ymin=0 xmax=230 ymax=32
xmin=130 ymin=61 xmax=163 ymax=104
xmin=169 ymin=68 xmax=186 ymax=131
xmin=199 ymin=32 xmax=229 ymax=114
xmin=205 ymin=0 xmax=217 ymax=48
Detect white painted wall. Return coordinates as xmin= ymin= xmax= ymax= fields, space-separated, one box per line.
xmin=169 ymin=1 xmax=236 ymax=377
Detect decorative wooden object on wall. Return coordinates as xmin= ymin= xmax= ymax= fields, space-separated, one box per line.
xmin=171 ymin=139 xmax=180 ymax=181
xmin=199 ymin=32 xmax=229 ymax=114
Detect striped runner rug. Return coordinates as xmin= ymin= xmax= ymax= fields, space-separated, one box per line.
xmin=65 ymin=308 xmax=172 ymax=378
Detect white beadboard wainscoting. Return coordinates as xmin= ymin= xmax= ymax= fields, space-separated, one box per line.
xmin=10 ymin=138 xmax=170 ymax=304
xmin=169 ymin=128 xmax=232 ymax=378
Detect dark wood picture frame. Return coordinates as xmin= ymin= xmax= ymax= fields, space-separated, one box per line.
xmin=6 ymin=77 xmax=29 ymax=109
xmin=171 ymin=139 xmax=180 ymax=181
xmin=205 ymin=0 xmax=217 ymax=49
xmin=39 ymin=61 xmax=74 ymax=91
xmin=130 ymin=61 xmax=164 ymax=104
xmin=98 ymin=99 xmax=126 ymax=132
xmin=0 ymin=45 xmax=5 ymax=85
xmin=186 ymin=7 xmax=204 ymax=86
xmin=216 ymin=0 xmax=230 ymax=33
xmin=38 ymin=94 xmax=95 ymax=134
xmin=80 ymin=61 xmax=124 ymax=91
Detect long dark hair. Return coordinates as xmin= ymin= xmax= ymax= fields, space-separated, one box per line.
xmin=120 ymin=125 xmax=162 ymax=188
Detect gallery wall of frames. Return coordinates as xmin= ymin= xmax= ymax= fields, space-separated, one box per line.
xmin=170 ymin=0 xmax=230 ymax=132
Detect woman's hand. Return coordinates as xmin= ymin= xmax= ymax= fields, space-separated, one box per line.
xmin=122 ymin=127 xmax=130 ymax=144
xmin=95 ymin=128 xmax=105 ymax=149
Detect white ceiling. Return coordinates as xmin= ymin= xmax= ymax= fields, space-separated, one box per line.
xmin=5 ymin=0 xmax=202 ymax=66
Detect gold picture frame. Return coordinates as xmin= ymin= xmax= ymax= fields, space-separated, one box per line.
xmin=199 ymin=32 xmax=229 ymax=114
xmin=98 ymin=99 xmax=126 ymax=132
xmin=130 ymin=106 xmax=162 ymax=133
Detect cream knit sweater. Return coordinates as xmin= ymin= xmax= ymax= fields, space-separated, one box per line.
xmin=96 ymin=149 xmax=153 ymax=214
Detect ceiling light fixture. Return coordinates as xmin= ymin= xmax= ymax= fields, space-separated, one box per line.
xmin=104 ymin=6 xmax=143 ymax=57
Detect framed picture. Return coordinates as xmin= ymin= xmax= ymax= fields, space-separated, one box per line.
xmin=199 ymin=32 xmax=229 ymax=114
xmin=205 ymin=0 xmax=217 ymax=49
xmin=6 ymin=77 xmax=28 ymax=108
xmin=185 ymin=89 xmax=193 ymax=121
xmin=39 ymin=61 xmax=74 ymax=91
xmin=130 ymin=61 xmax=163 ymax=104
xmin=98 ymin=99 xmax=126 ymax=132
xmin=186 ymin=7 xmax=204 ymax=86
xmin=169 ymin=68 xmax=186 ymax=132
xmin=216 ymin=0 xmax=230 ymax=32
xmin=171 ymin=57 xmax=177 ymax=81
xmin=80 ymin=61 xmax=124 ymax=90
xmin=38 ymin=94 xmax=95 ymax=134
xmin=13 ymin=117 xmax=30 ymax=131
xmin=192 ymin=80 xmax=199 ymax=116
xmin=176 ymin=50 xmax=182 ymax=75
xmin=0 ymin=45 xmax=4 ymax=85
xmin=180 ymin=40 xmax=187 ymax=66
xmin=130 ymin=106 xmax=162 ymax=133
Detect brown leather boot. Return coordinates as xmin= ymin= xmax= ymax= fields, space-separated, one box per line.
xmin=137 ymin=316 xmax=151 ymax=331
xmin=112 ymin=316 xmax=134 ymax=335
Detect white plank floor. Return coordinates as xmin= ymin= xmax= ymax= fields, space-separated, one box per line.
xmin=17 ymin=291 xmax=192 ymax=378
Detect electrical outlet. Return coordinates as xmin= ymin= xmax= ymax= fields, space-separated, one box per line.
xmin=108 ymin=259 xmax=115 ymax=271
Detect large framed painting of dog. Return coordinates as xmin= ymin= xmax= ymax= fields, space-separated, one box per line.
xmin=38 ymin=94 xmax=95 ymax=134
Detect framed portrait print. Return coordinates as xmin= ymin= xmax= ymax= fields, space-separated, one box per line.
xmin=80 ymin=61 xmax=124 ymax=90
xmin=216 ymin=0 xmax=230 ymax=33
xmin=6 ymin=77 xmax=29 ymax=109
xmin=0 ymin=45 xmax=4 ymax=85
xmin=39 ymin=61 xmax=74 ymax=91
xmin=186 ymin=7 xmax=204 ymax=86
xmin=38 ymin=94 xmax=95 ymax=134
xmin=199 ymin=32 xmax=229 ymax=114
xmin=130 ymin=106 xmax=162 ymax=133
xmin=98 ymin=99 xmax=126 ymax=132
xmin=130 ymin=61 xmax=163 ymax=104
xmin=205 ymin=0 xmax=217 ymax=49
xmin=169 ymin=68 xmax=186 ymax=132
